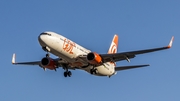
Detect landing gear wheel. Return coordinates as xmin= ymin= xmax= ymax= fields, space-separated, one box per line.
xmin=67 ymin=71 xmax=72 ymax=77
xmin=63 ymin=71 xmax=72 ymax=77
xmin=90 ymin=69 xmax=97 ymax=74
xmin=62 ymin=64 xmax=72 ymax=77
xmin=64 ymin=72 xmax=68 ymax=77
xmin=90 ymin=69 xmax=93 ymax=74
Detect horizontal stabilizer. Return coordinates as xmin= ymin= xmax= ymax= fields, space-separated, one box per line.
xmin=115 ymin=64 xmax=149 ymax=71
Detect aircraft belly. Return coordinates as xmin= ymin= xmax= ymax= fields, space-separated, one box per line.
xmin=83 ymin=65 xmax=114 ymax=76
xmin=96 ymin=65 xmax=114 ymax=76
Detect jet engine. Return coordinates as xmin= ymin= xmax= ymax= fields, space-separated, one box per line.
xmin=41 ymin=57 xmax=57 ymax=70
xmin=87 ymin=52 xmax=102 ymax=65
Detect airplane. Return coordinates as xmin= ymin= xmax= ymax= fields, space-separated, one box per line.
xmin=12 ymin=32 xmax=174 ymax=78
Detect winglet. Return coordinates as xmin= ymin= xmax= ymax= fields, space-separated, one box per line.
xmin=12 ymin=53 xmax=16 ymax=64
xmin=167 ymin=36 xmax=174 ymax=48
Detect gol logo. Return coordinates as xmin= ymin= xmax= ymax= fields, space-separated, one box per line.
xmin=110 ymin=42 xmax=117 ymax=54
xmin=109 ymin=42 xmax=117 ymax=66
xmin=63 ymin=38 xmax=75 ymax=54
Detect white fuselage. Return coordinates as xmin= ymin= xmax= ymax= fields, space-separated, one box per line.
xmin=38 ymin=31 xmax=115 ymax=76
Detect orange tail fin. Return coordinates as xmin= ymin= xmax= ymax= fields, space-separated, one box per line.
xmin=108 ymin=34 xmax=118 ymax=54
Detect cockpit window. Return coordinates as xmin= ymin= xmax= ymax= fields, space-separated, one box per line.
xmin=47 ymin=33 xmax=51 ymax=36
xmin=40 ymin=33 xmax=51 ymax=36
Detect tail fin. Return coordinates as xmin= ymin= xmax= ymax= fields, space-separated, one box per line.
xmin=108 ymin=34 xmax=118 ymax=67
xmin=108 ymin=34 xmax=118 ymax=54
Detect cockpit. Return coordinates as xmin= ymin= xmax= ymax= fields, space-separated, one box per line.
xmin=40 ymin=32 xmax=51 ymax=36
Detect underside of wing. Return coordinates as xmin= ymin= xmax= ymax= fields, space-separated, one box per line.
xmin=13 ymin=61 xmax=40 ymax=65
xmin=115 ymin=64 xmax=149 ymax=71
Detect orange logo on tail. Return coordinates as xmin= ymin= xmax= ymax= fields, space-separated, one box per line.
xmin=108 ymin=34 xmax=118 ymax=54
xmin=110 ymin=44 xmax=117 ymax=54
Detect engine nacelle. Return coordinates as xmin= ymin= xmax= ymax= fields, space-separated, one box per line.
xmin=87 ymin=52 xmax=102 ymax=65
xmin=41 ymin=57 xmax=57 ymax=70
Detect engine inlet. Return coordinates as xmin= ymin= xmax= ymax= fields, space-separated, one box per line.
xmin=41 ymin=58 xmax=49 ymax=66
xmin=87 ymin=52 xmax=95 ymax=60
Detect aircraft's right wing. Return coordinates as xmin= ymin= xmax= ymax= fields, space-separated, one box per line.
xmin=12 ymin=53 xmax=68 ymax=67
xmin=100 ymin=36 xmax=174 ymax=63
xmin=115 ymin=64 xmax=149 ymax=71
xmin=11 ymin=53 xmax=79 ymax=70
xmin=12 ymin=54 xmax=40 ymax=65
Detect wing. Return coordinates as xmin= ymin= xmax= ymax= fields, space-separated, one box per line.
xmin=115 ymin=64 xmax=149 ymax=71
xmin=12 ymin=54 xmax=40 ymax=65
xmin=11 ymin=53 xmax=77 ymax=70
xmin=100 ymin=36 xmax=174 ymax=63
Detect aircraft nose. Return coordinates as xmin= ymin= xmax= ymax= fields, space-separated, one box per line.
xmin=38 ymin=33 xmax=47 ymax=46
xmin=38 ymin=34 xmax=43 ymax=42
xmin=38 ymin=33 xmax=47 ymax=41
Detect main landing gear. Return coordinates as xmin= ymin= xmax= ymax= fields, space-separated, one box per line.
xmin=62 ymin=65 xmax=72 ymax=77
xmin=64 ymin=71 xmax=72 ymax=77
xmin=90 ymin=68 xmax=97 ymax=74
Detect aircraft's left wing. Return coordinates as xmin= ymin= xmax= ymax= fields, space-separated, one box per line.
xmin=115 ymin=64 xmax=149 ymax=71
xmin=100 ymin=36 xmax=174 ymax=63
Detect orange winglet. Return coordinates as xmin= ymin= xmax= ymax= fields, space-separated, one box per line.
xmin=167 ymin=36 xmax=174 ymax=48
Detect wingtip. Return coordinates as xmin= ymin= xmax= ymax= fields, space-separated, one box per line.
xmin=167 ymin=36 xmax=174 ymax=48
xmin=142 ymin=64 xmax=150 ymax=67
xmin=12 ymin=53 xmax=16 ymax=64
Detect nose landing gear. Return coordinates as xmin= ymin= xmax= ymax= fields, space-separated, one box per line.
xmin=46 ymin=53 xmax=50 ymax=57
xmin=42 ymin=46 xmax=50 ymax=52
xmin=42 ymin=46 xmax=51 ymax=57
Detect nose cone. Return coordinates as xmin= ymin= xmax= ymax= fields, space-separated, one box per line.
xmin=38 ymin=34 xmax=46 ymax=47
xmin=38 ymin=34 xmax=43 ymax=43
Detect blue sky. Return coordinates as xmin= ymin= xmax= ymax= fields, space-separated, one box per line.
xmin=0 ymin=0 xmax=180 ymax=101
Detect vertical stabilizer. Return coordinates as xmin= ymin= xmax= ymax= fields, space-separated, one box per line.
xmin=108 ymin=34 xmax=118 ymax=54
xmin=108 ymin=34 xmax=118 ymax=67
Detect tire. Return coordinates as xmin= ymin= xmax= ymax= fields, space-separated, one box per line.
xmin=68 ymin=71 xmax=72 ymax=77
xmin=90 ymin=69 xmax=93 ymax=74
xmin=64 ymin=72 xmax=67 ymax=77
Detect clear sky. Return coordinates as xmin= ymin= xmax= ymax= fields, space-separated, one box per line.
xmin=0 ymin=0 xmax=179 ymax=101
